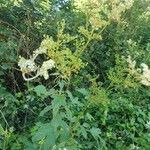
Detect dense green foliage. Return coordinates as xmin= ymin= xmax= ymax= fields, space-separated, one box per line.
xmin=0 ymin=0 xmax=150 ymax=149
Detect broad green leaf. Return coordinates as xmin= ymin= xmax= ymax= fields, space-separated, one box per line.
xmin=66 ymin=90 xmax=83 ymax=106
xmin=32 ymin=123 xmax=56 ymax=150
xmin=39 ymin=105 xmax=52 ymax=117
xmin=52 ymin=95 xmax=66 ymax=107
xmin=80 ymin=126 xmax=87 ymax=139
xmin=34 ymin=85 xmax=48 ymax=97
xmin=86 ymin=113 xmax=94 ymax=121
xmin=0 ymin=124 xmax=4 ymax=135
xmin=52 ymin=95 xmax=66 ymax=116
xmin=89 ymin=127 xmax=101 ymax=139
xmin=76 ymin=88 xmax=89 ymax=96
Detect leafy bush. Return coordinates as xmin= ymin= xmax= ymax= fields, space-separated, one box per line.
xmin=0 ymin=0 xmax=150 ymax=150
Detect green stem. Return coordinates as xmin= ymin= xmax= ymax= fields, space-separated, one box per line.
xmin=0 ymin=110 xmax=9 ymax=128
xmin=3 ymin=128 xmax=8 ymax=150
xmin=75 ymin=29 xmax=95 ymax=57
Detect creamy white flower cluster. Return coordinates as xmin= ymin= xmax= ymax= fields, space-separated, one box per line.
xmin=145 ymin=121 xmax=150 ymax=129
xmin=73 ymin=0 xmax=134 ymax=28
xmin=74 ymin=0 xmax=100 ymax=13
xmin=140 ymin=63 xmax=150 ymax=86
xmin=126 ymin=55 xmax=150 ymax=86
xmin=39 ymin=59 xmax=55 ymax=80
xmin=130 ymin=144 xmax=139 ymax=150
xmin=140 ymin=6 xmax=150 ymax=21
xmin=126 ymin=55 xmax=137 ymax=74
xmin=18 ymin=47 xmax=55 ymax=81
xmin=73 ymin=0 xmax=107 ymax=29
xmin=109 ymin=0 xmax=134 ymax=22
xmin=18 ymin=57 xmax=37 ymax=73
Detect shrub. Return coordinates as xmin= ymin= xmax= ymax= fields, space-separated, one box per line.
xmin=0 ymin=0 xmax=150 ymax=149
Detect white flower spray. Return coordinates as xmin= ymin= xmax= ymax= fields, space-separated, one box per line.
xmin=18 ymin=47 xmax=56 ymax=81
xmin=126 ymin=55 xmax=150 ymax=86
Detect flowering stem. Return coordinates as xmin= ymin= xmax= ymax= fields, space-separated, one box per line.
xmin=22 ymin=73 xmax=40 ymax=81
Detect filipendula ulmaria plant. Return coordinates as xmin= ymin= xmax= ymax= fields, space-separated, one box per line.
xmin=18 ymin=21 xmax=104 ymax=81
xmin=18 ymin=0 xmax=134 ymax=82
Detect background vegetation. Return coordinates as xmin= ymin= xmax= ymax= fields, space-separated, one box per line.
xmin=0 ymin=0 xmax=150 ymax=149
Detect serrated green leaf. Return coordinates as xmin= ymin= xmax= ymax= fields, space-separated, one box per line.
xmin=89 ymin=127 xmax=101 ymax=139
xmin=34 ymin=85 xmax=48 ymax=97
xmin=39 ymin=105 xmax=52 ymax=117
xmin=76 ymin=88 xmax=89 ymax=96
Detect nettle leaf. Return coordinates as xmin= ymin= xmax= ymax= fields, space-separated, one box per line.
xmin=1 ymin=64 xmax=11 ymax=70
xmin=0 ymin=124 xmax=4 ymax=135
xmin=86 ymin=113 xmax=94 ymax=121
xmin=76 ymin=88 xmax=89 ymax=96
xmin=32 ymin=123 xmax=56 ymax=150
xmin=80 ymin=126 xmax=88 ymax=139
xmin=52 ymin=95 xmax=66 ymax=108
xmin=34 ymin=85 xmax=49 ymax=97
xmin=64 ymin=107 xmax=77 ymax=122
xmin=53 ymin=118 xmax=70 ymax=142
xmin=66 ymin=90 xmax=83 ymax=107
xmin=58 ymin=80 xmax=65 ymax=92
xmin=66 ymin=90 xmax=73 ymax=100
xmin=0 ymin=86 xmax=16 ymax=102
xmin=89 ymin=127 xmax=101 ymax=139
xmin=52 ymin=94 xmax=66 ymax=116
xmin=39 ymin=105 xmax=52 ymax=117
